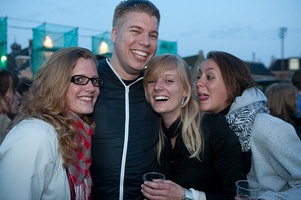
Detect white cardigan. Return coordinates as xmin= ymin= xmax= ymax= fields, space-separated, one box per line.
xmin=0 ymin=118 xmax=71 ymax=200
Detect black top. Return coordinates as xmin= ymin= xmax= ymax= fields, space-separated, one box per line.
xmin=160 ymin=113 xmax=251 ymax=200
xmin=91 ymin=59 xmax=160 ymax=200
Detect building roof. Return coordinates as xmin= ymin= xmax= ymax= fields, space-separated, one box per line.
xmin=183 ymin=53 xmax=273 ymax=76
xmin=245 ymin=62 xmax=273 ymax=76
xmin=269 ymin=57 xmax=301 ymax=71
xmin=7 ymin=46 xmax=30 ymax=73
xmin=183 ymin=55 xmax=199 ymax=68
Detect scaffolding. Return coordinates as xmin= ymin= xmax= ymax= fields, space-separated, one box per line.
xmin=0 ymin=17 xmax=7 ymax=68
xmin=32 ymin=23 xmax=78 ymax=74
xmin=92 ymin=31 xmax=113 ymax=58
xmin=156 ymin=40 xmax=177 ymax=56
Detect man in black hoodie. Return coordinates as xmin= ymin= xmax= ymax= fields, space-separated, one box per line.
xmin=91 ymin=1 xmax=161 ymax=199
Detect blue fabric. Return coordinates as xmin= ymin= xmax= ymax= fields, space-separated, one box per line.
xmin=296 ymin=94 xmax=301 ymax=118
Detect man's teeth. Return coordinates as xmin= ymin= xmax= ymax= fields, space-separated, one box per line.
xmin=132 ymin=50 xmax=147 ymax=57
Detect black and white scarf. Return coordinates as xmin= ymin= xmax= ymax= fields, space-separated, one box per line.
xmin=225 ymin=102 xmax=269 ymax=152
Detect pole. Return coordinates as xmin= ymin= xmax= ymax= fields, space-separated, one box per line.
xmin=279 ymin=27 xmax=287 ymax=80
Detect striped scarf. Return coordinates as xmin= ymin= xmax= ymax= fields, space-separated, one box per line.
xmin=225 ymin=102 xmax=269 ymax=152
xmin=67 ymin=111 xmax=93 ymax=200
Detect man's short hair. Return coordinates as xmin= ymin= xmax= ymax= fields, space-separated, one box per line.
xmin=113 ymin=0 xmax=160 ymax=27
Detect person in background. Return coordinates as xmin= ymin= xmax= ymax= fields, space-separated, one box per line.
xmin=91 ymin=0 xmax=161 ymax=199
xmin=141 ymin=54 xmax=248 ymax=200
xmin=265 ymin=82 xmax=301 ymax=139
xmin=292 ymin=69 xmax=301 ymax=118
xmin=0 ymin=47 xmax=101 ymax=200
xmin=196 ymin=51 xmax=301 ymax=200
xmin=0 ymin=69 xmax=21 ymax=144
xmin=16 ymin=78 xmax=33 ymax=96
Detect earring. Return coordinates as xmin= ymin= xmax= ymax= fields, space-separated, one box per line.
xmin=181 ymin=97 xmax=186 ymax=108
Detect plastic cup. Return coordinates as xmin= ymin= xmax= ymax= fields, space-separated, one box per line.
xmin=236 ymin=180 xmax=261 ymax=200
xmin=142 ymin=172 xmax=165 ymax=182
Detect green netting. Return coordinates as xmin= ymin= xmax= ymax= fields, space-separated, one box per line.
xmin=155 ymin=40 xmax=177 ymax=56
xmin=0 ymin=17 xmax=7 ymax=69
xmin=32 ymin=23 xmax=78 ymax=74
xmin=92 ymin=31 xmax=113 ymax=57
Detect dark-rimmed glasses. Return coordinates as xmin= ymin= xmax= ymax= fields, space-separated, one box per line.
xmin=71 ymin=75 xmax=103 ymax=87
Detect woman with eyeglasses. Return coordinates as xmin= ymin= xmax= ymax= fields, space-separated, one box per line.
xmin=0 ymin=47 xmax=101 ymax=200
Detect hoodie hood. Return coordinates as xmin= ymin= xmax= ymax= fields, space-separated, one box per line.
xmin=229 ymin=87 xmax=267 ymax=114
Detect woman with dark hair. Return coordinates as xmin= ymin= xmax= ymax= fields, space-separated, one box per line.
xmin=196 ymin=51 xmax=301 ymax=199
xmin=0 ymin=69 xmax=21 ymax=144
xmin=0 ymin=47 xmax=101 ymax=200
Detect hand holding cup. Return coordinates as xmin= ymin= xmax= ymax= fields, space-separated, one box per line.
xmin=142 ymin=172 xmax=165 ymax=182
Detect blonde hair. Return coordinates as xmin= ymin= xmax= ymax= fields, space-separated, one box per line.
xmin=143 ymin=54 xmax=203 ymax=163
xmin=10 ymin=47 xmax=97 ymax=167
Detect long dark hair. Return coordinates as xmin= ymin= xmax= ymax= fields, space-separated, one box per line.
xmin=206 ymin=51 xmax=256 ymax=104
xmin=0 ymin=69 xmax=19 ymax=116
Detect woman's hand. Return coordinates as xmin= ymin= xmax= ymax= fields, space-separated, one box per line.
xmin=141 ymin=179 xmax=185 ymax=200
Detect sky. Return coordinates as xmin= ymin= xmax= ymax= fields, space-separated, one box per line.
xmin=1 ymin=0 xmax=301 ymax=67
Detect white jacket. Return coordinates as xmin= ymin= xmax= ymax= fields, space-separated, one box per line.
xmin=0 ymin=118 xmax=71 ymax=200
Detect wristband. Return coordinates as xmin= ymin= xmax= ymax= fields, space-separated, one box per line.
xmin=182 ymin=188 xmax=193 ymax=200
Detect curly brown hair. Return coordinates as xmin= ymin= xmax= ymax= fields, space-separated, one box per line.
xmin=10 ymin=47 xmax=97 ymax=167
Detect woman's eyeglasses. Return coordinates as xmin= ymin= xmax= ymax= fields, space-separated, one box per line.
xmin=71 ymin=75 xmax=103 ymax=87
